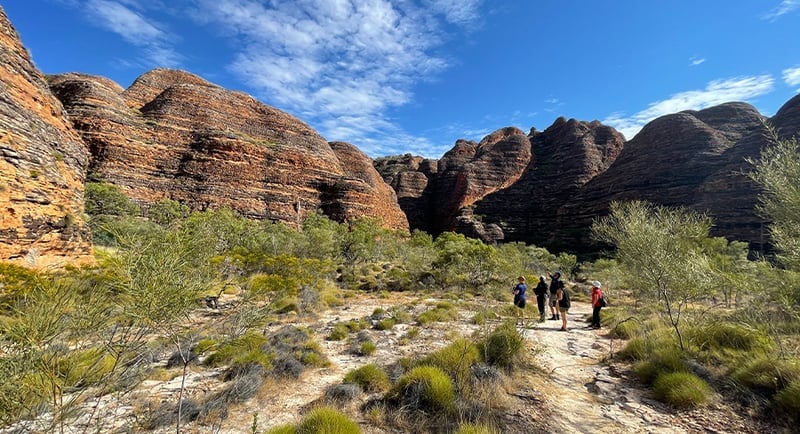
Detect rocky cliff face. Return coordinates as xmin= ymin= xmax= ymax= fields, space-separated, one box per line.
xmin=382 ymin=97 xmax=800 ymax=255
xmin=0 ymin=7 xmax=92 ymax=267
xmin=49 ymin=69 xmax=408 ymax=232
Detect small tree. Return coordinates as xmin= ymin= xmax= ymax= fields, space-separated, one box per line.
xmin=748 ymin=133 xmax=800 ymax=270
xmin=592 ymin=200 xmax=714 ymax=350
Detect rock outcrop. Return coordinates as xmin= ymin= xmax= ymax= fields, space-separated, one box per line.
xmin=0 ymin=7 xmax=91 ymax=267
xmin=381 ymin=97 xmax=800 ymax=255
xmin=50 ymin=69 xmax=408 ymax=232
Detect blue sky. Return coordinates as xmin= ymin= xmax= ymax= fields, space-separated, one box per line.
xmin=4 ymin=0 xmax=800 ymax=158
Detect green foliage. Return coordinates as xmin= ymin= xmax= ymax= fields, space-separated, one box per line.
xmin=470 ymin=307 xmax=499 ymax=325
xmin=84 ymin=182 xmax=140 ymax=217
xmin=327 ymin=323 xmax=349 ymax=341
xmin=730 ymin=356 xmax=800 ymax=394
xmin=265 ymin=424 xmax=297 ymax=434
xmin=689 ymin=322 xmax=773 ymax=354
xmin=205 ymin=333 xmax=269 ymax=368
xmin=58 ymin=348 xmax=116 ymax=389
xmin=453 ymin=423 xmax=501 ymax=434
xmin=419 ymin=338 xmax=479 ymax=389
xmin=359 ymin=341 xmax=377 ymax=356
xmin=296 ymin=406 xmax=361 ymax=434
xmin=386 ymin=365 xmax=456 ymax=413
xmin=477 ymin=321 xmax=525 ymax=370
xmin=592 ymin=200 xmax=716 ymax=349
xmin=343 ymin=364 xmax=391 ymax=393
xmin=417 ymin=303 xmax=459 ymax=325
xmin=633 ymin=349 xmax=689 ymax=385
xmin=747 ymin=133 xmax=800 ymax=270
xmin=374 ymin=318 xmax=396 ymax=331
xmin=147 ymin=199 xmax=190 ymax=226
xmin=652 ymin=372 xmax=712 ymax=407
xmin=433 ymin=232 xmax=498 ymax=292
xmin=773 ymin=380 xmax=800 ymax=422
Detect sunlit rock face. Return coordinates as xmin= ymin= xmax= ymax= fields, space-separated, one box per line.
xmin=49 ymin=68 xmax=408 ymax=232
xmin=0 ymin=7 xmax=92 ymax=267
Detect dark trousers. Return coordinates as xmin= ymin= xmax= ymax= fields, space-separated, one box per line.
xmin=537 ymin=294 xmax=547 ymax=315
xmin=592 ymin=306 xmax=602 ymax=327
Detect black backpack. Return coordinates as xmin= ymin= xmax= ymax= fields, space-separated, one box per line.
xmin=560 ymin=288 xmax=571 ymax=309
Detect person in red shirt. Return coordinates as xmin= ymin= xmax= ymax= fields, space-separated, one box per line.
xmin=590 ymin=281 xmax=604 ymax=329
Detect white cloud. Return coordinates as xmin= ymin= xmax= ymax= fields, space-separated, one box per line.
xmin=690 ymin=57 xmax=706 ymax=66
xmin=762 ymin=0 xmax=800 ymax=21
xmin=783 ymin=66 xmax=800 ymax=87
xmin=603 ymin=75 xmax=775 ymax=140
xmin=85 ymin=0 xmax=181 ymax=66
xmin=191 ymin=0 xmax=482 ymax=156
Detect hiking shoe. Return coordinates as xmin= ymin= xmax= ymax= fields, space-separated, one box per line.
xmin=549 ymin=315 xmax=557 ymax=320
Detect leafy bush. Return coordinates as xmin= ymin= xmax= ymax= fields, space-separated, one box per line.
xmin=84 ymin=182 xmax=140 ymax=217
xmin=417 ymin=303 xmax=459 ymax=325
xmin=265 ymin=424 xmax=297 ymax=434
xmin=773 ymin=380 xmax=800 ymax=422
xmin=374 ymin=318 xmax=397 ymax=331
xmin=477 ymin=322 xmax=525 ymax=370
xmin=58 ymin=347 xmax=116 ymax=389
xmin=419 ymin=338 xmax=479 ymax=389
xmin=295 ymin=406 xmax=361 ymax=433
xmin=454 ymin=422 xmax=501 ymax=434
xmin=690 ymin=322 xmax=773 ymax=353
xmin=327 ymin=323 xmax=349 ymax=341
xmin=386 ymin=365 xmax=456 ymax=413
xmin=652 ymin=372 xmax=712 ymax=407
xmin=205 ymin=333 xmax=268 ymax=368
xmin=344 ymin=364 xmax=391 ymax=393
xmin=730 ymin=356 xmax=800 ymax=395
xmin=633 ymin=349 xmax=689 ymax=385
xmin=470 ymin=307 xmax=499 ymax=325
xmin=359 ymin=341 xmax=377 ymax=356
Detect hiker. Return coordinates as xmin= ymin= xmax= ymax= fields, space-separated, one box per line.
xmin=534 ymin=275 xmax=549 ymax=322
xmin=590 ymin=280 xmax=603 ymax=329
xmin=557 ymin=283 xmax=571 ymax=331
xmin=548 ymin=271 xmax=564 ymax=320
xmin=512 ymin=276 xmax=527 ymax=326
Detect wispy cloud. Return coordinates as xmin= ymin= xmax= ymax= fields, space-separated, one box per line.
xmin=191 ymin=0 xmax=482 ymax=157
xmin=690 ymin=56 xmax=706 ymax=66
xmin=85 ymin=0 xmax=181 ymax=66
xmin=783 ymin=66 xmax=800 ymax=88
xmin=762 ymin=0 xmax=800 ymax=21
xmin=603 ymin=75 xmax=775 ymax=140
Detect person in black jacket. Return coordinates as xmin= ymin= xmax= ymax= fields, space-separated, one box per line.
xmin=548 ymin=271 xmax=564 ymax=320
xmin=533 ymin=275 xmax=549 ymax=322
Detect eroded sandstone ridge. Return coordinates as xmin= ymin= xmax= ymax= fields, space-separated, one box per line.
xmin=0 ymin=7 xmax=91 ymax=267
xmin=380 ymin=95 xmax=800 ymax=254
xmin=49 ymin=69 xmax=408 ymax=231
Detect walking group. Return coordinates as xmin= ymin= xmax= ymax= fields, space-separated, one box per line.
xmin=512 ymin=272 xmax=605 ymax=332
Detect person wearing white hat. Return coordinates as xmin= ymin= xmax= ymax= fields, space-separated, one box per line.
xmin=590 ymin=280 xmax=604 ymax=329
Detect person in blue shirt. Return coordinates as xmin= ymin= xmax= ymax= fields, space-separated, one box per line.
xmin=512 ymin=276 xmax=527 ymax=326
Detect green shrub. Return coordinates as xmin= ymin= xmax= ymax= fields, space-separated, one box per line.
xmin=205 ymin=333 xmax=268 ymax=368
xmin=328 ymin=323 xmax=349 ymax=341
xmin=359 ymin=341 xmax=377 ymax=356
xmin=633 ymin=349 xmax=688 ymax=385
xmin=420 ymin=338 xmax=479 ymax=388
xmin=343 ymin=364 xmax=391 ymax=393
xmin=470 ymin=308 xmax=498 ymax=325
xmin=453 ymin=422 xmax=501 ymax=434
xmin=773 ymin=380 xmax=800 ymax=422
xmin=608 ymin=320 xmax=640 ymax=340
xmin=477 ymin=321 xmax=525 ymax=370
xmin=345 ymin=319 xmax=370 ymax=333
xmin=652 ymin=372 xmax=712 ymax=407
xmin=195 ymin=339 xmax=217 ymax=354
xmin=690 ymin=322 xmax=773 ymax=353
xmin=265 ymin=424 xmax=297 ymax=434
xmin=374 ymin=318 xmax=396 ymax=331
xmin=84 ymin=182 xmax=140 ymax=216
xmin=386 ymin=365 xmax=455 ymax=413
xmin=618 ymin=336 xmax=662 ymax=361
xmin=417 ymin=304 xmax=458 ymax=325
xmin=296 ymin=407 xmax=361 ymax=434
xmin=58 ymin=348 xmax=116 ymax=388
xmin=730 ymin=356 xmax=800 ymax=394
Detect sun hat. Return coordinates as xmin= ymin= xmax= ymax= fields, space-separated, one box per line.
xmin=592 ymin=280 xmax=602 ymax=288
